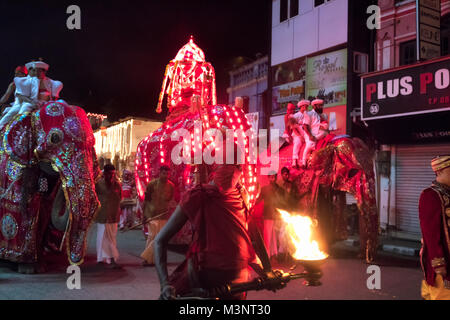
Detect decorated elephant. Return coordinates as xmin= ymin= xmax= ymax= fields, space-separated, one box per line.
xmin=274 ymin=134 xmax=378 ymax=263
xmin=0 ymin=101 xmax=100 ymax=273
xmin=134 ymin=38 xmax=259 ymax=243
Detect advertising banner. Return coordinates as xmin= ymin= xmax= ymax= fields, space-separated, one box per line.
xmin=306 ymin=48 xmax=348 ymax=108
xmin=271 ymin=56 xmax=306 ymax=114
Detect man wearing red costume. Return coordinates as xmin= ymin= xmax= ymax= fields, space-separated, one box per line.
xmin=282 ymin=102 xmax=296 ymax=143
xmin=419 ymin=155 xmax=450 ymax=300
xmin=154 ymin=144 xmax=256 ymax=300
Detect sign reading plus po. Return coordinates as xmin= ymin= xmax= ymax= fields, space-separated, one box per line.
xmin=361 ymin=56 xmax=450 ymax=121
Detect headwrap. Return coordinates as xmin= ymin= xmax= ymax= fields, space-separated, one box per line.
xmin=25 ymin=60 xmax=49 ymax=71
xmin=431 ymin=155 xmax=450 ymax=172
xmin=212 ymin=140 xmax=244 ymax=191
xmin=15 ymin=66 xmax=28 ymax=75
xmin=312 ymin=99 xmax=324 ymax=106
xmin=297 ymin=100 xmax=310 ymax=108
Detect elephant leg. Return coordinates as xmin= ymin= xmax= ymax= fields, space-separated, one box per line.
xmin=358 ymin=209 xmax=378 ymax=263
xmin=316 ymin=187 xmax=334 ymax=253
xmin=17 ymin=262 xmax=47 ymax=274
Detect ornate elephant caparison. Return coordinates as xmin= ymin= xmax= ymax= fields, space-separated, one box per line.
xmin=0 ymin=101 xmax=100 ymax=273
xmin=276 ymin=134 xmax=378 ymax=263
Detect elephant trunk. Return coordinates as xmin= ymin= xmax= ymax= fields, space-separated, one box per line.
xmin=56 ymin=151 xmax=100 ymax=265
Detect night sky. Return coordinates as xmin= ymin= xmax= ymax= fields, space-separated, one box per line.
xmin=0 ymin=0 xmax=270 ymax=122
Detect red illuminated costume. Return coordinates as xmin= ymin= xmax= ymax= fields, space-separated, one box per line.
xmin=154 ymin=163 xmax=256 ymax=300
xmin=135 ymin=38 xmax=258 ymax=244
xmin=170 ymin=182 xmax=255 ymax=298
xmin=419 ymin=155 xmax=450 ymax=300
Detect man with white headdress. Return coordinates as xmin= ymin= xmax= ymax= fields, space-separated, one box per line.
xmin=289 ymin=100 xmax=310 ymax=168
xmin=0 ymin=60 xmax=63 ymax=128
xmin=300 ymin=99 xmax=328 ymax=168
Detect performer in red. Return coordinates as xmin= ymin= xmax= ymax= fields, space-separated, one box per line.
xmin=154 ymin=160 xmax=256 ymax=300
xmin=419 ymin=155 xmax=450 ymax=300
xmin=282 ymin=102 xmax=296 ymax=143
xmin=0 ymin=66 xmax=27 ymax=106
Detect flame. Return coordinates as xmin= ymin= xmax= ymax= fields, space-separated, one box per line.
xmin=278 ymin=209 xmax=328 ymax=261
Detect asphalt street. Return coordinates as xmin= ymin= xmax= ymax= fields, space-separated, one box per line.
xmin=0 ymin=225 xmax=423 ymax=300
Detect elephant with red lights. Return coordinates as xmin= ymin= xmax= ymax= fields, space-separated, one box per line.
xmin=0 ymin=101 xmax=100 ymax=273
xmin=134 ymin=38 xmax=259 ymax=243
xmin=135 ymin=102 xmax=259 ymax=244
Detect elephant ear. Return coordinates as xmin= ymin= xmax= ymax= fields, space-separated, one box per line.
xmin=351 ymin=138 xmax=375 ymax=176
xmin=3 ymin=113 xmax=33 ymax=166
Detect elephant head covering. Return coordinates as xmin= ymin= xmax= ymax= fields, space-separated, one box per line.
xmin=431 ymin=155 xmax=450 ymax=172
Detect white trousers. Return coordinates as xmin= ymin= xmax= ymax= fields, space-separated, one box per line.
xmin=0 ymin=102 xmax=35 ymax=127
xmin=302 ymin=133 xmax=316 ymax=166
xmin=96 ymin=223 xmax=119 ymax=263
xmin=292 ymin=135 xmax=303 ymax=160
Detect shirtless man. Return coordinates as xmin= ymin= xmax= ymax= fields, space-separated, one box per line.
xmin=0 ymin=66 xmax=28 ymax=112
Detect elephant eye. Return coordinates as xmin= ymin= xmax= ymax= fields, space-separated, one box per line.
xmin=47 ymin=128 xmax=64 ymax=147
xmin=51 ymin=133 xmax=61 ymax=144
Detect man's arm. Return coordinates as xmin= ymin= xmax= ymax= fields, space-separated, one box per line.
xmin=15 ymin=93 xmax=35 ymax=104
xmin=154 ymin=205 xmax=188 ymax=299
xmin=0 ymin=83 xmax=14 ymax=104
xmin=419 ymin=189 xmax=447 ymax=277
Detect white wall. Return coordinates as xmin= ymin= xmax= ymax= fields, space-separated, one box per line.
xmin=272 ymin=0 xmax=348 ymax=66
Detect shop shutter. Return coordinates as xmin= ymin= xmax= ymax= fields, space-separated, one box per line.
xmin=395 ymin=143 xmax=450 ymax=236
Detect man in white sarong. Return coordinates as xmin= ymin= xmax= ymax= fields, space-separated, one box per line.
xmin=94 ymin=164 xmax=122 ymax=268
xmin=0 ymin=60 xmax=63 ymax=129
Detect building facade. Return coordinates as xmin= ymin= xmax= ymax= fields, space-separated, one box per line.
xmin=93 ymin=117 xmax=162 ymax=173
xmin=227 ymin=55 xmax=269 ymax=131
xmin=270 ymin=0 xmax=375 ymax=141
xmin=361 ymin=0 xmax=450 ymax=240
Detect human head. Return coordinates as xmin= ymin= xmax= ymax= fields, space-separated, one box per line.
xmin=213 ymin=164 xmax=242 ymax=191
xmin=312 ymin=99 xmax=324 ymax=114
xmin=281 ymin=167 xmax=290 ymax=182
xmin=432 ymin=155 xmax=450 ymax=186
xmin=268 ymin=171 xmax=277 ymax=185
xmin=103 ymin=164 xmax=116 ymax=184
xmin=212 ymin=141 xmax=244 ymax=191
xmin=297 ymin=100 xmax=310 ymax=113
xmin=25 ymin=60 xmax=49 ymax=79
xmin=14 ymin=66 xmax=28 ymax=77
xmin=287 ymin=102 xmax=295 ymax=114
xmin=159 ymin=165 xmax=170 ymax=182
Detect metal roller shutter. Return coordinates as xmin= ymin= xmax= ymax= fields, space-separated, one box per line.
xmin=396 ymin=143 xmax=450 ymax=236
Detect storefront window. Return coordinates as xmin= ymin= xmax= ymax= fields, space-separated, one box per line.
xmin=400 ymin=40 xmax=416 ymax=66
xmin=442 ymin=14 xmax=450 ymax=56
xmin=290 ymin=0 xmax=299 ymax=18
xmin=280 ymin=0 xmax=288 ymax=22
